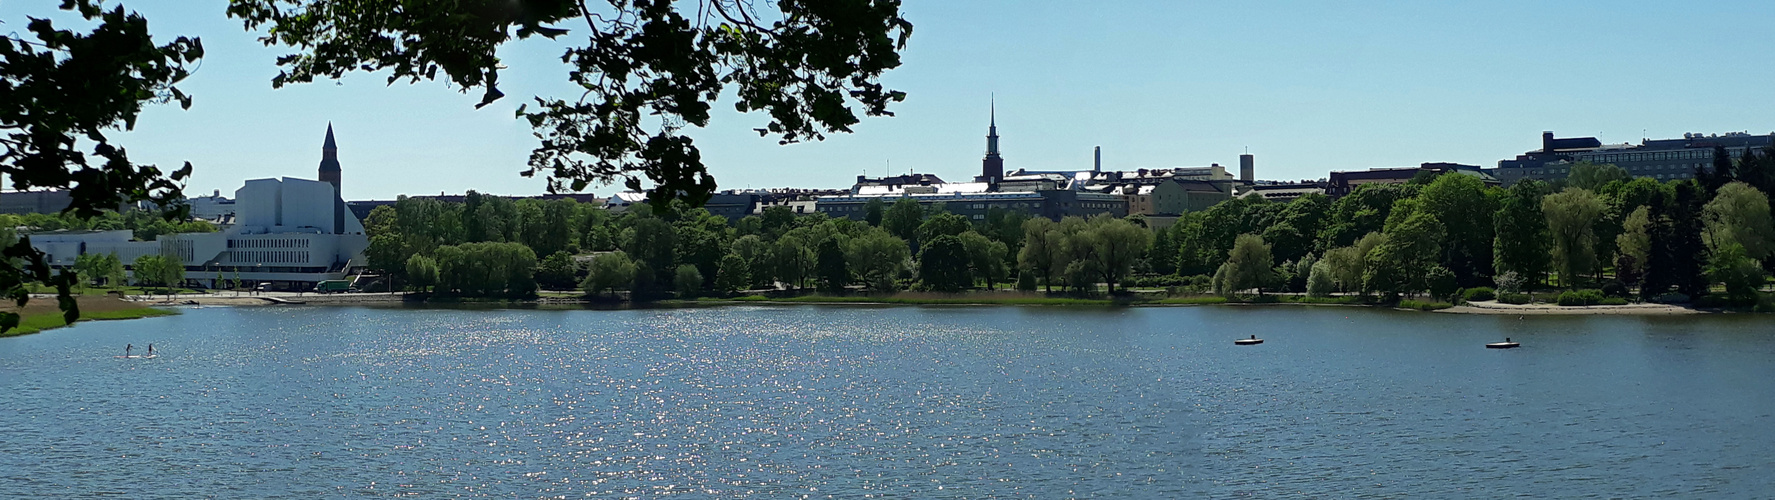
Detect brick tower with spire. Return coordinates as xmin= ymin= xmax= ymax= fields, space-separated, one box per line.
xmin=317 ymin=124 xmax=345 ymax=234
xmin=318 ymin=123 xmax=341 ymax=190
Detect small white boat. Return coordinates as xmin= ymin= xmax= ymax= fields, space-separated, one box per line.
xmin=1486 ymin=338 xmax=1520 ymax=349
xmin=1235 ymin=335 xmax=1263 ymax=345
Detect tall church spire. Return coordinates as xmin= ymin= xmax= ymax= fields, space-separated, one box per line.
xmin=986 ymin=96 xmax=1000 ymax=156
xmin=980 ymin=97 xmax=1004 ymax=183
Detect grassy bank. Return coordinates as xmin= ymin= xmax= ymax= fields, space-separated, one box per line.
xmin=25 ymin=284 xmax=205 ymax=296
xmin=712 ymin=293 xmax=1128 ymax=306
xmin=699 ymin=292 xmax=1382 ymax=308
xmin=1 ymin=296 xmax=178 ymax=337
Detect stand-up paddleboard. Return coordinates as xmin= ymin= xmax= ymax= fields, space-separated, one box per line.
xmin=113 ymin=355 xmax=158 ymax=359
xmin=1486 ymin=338 xmax=1520 ymax=349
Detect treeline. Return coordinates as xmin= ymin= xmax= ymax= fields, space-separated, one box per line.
xmin=366 ymin=147 xmax=1775 ymax=305
xmin=572 ymin=196 xmax=1152 ymax=297
xmin=1153 ymin=148 xmax=1775 ymax=306
xmin=2 ymin=209 xmax=217 ymax=241
xmin=364 ymin=192 xmax=1152 ymax=298
xmin=365 ymin=192 xmax=588 ymax=296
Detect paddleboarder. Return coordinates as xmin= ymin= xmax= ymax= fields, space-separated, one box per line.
xmin=125 ymin=344 xmax=133 ymax=357
xmin=146 ymin=344 xmax=154 ymax=356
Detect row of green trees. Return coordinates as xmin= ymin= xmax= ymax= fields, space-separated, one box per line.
xmin=1170 ymin=149 xmax=1775 ymax=304
xmin=399 ymin=242 xmax=538 ymax=296
xmin=361 ymin=148 xmax=1775 ymax=304
xmin=364 ymin=190 xmax=1151 ymax=297
xmin=1 ymin=209 xmax=217 ymax=242
xmin=67 ymin=252 xmax=185 ymax=291
xmin=579 ymin=198 xmax=1028 ymax=297
xmin=1016 ymin=215 xmax=1153 ymax=293
xmin=365 ymin=192 xmax=603 ymax=296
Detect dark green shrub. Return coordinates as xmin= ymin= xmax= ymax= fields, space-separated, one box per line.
xmin=1601 ymin=281 xmax=1629 ymax=298
xmin=1499 ymin=293 xmax=1532 ymax=304
xmin=1556 ymin=292 xmax=1584 ymax=306
xmin=1135 ymin=275 xmax=1189 ymax=288
xmin=1693 ymin=294 xmax=1733 ymax=308
xmin=1754 ymin=297 xmax=1775 ymax=313
xmin=1652 ymin=292 xmax=1691 ymax=304
xmin=1426 ymin=265 xmax=1458 ymax=301
xmin=1399 ymin=299 xmax=1453 ymax=311
xmin=1557 ymin=289 xmax=1605 ymax=306
xmin=1462 ymin=287 xmax=1496 ymax=302
xmin=1598 ymin=297 xmax=1629 ymax=305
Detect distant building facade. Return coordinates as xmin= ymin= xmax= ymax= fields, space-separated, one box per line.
xmin=1116 ymin=178 xmax=1235 ymax=215
xmin=346 ymin=192 xmax=605 ymax=220
xmin=1242 ymin=181 xmax=1328 ymax=202
xmin=817 ymin=189 xmax=1126 ymax=222
xmin=853 ymin=173 xmax=946 ymax=193
xmin=1328 ymin=163 xmax=1496 ymax=197
xmin=0 ymin=190 xmax=73 ymax=214
xmin=186 ymin=190 xmax=237 ymax=222
xmin=1492 ymin=131 xmax=1773 ymax=185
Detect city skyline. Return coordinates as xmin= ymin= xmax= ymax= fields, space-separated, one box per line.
xmin=6 ymin=0 xmax=1775 ymax=200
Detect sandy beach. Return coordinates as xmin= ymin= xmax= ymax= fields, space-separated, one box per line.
xmin=1441 ymin=300 xmax=1703 ymax=315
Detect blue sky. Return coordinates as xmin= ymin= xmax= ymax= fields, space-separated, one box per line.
xmin=7 ymin=1 xmax=1775 ymax=200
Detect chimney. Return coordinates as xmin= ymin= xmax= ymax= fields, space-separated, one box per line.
xmin=1542 ymin=131 xmax=1555 ymax=153
xmin=1239 ymin=154 xmax=1255 ymax=183
xmin=1094 ymin=146 xmax=1102 ymax=173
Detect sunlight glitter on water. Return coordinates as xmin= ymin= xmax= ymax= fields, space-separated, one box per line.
xmin=3 ymin=305 xmax=1775 ymax=497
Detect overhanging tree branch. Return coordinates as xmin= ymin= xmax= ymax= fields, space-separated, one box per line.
xmin=227 ymin=0 xmax=912 ymax=209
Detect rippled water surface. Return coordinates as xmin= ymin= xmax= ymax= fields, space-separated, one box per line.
xmin=4 ymin=304 xmax=1775 ymax=497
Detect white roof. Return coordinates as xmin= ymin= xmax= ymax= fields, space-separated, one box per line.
xmin=1003 ymin=172 xmax=1067 ymax=181
xmin=936 ymin=182 xmax=991 ymax=194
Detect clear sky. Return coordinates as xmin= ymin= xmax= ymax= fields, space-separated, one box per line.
xmin=8 ymin=0 xmax=1775 ymax=200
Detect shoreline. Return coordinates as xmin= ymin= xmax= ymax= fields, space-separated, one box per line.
xmin=130 ymin=292 xmax=1718 ymax=316
xmin=1 ymin=296 xmax=180 ymax=337
xmin=1441 ymin=300 xmax=1703 ymax=315
xmin=13 ymin=291 xmax=1726 ymax=320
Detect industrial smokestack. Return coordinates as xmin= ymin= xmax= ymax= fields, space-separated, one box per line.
xmin=1239 ymin=154 xmax=1255 ymax=183
xmin=1094 ymin=146 xmax=1101 ymax=173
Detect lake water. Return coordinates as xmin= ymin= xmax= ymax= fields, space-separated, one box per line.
xmin=2 ymin=304 xmax=1773 ymax=497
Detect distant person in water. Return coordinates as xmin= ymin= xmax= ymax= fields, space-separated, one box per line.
xmin=146 ymin=344 xmax=154 ymax=356
xmin=125 ymin=344 xmax=133 ymax=357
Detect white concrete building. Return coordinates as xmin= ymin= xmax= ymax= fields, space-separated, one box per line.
xmin=27 ymin=126 xmax=369 ymax=288
xmin=185 ymin=190 xmax=237 ymax=222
